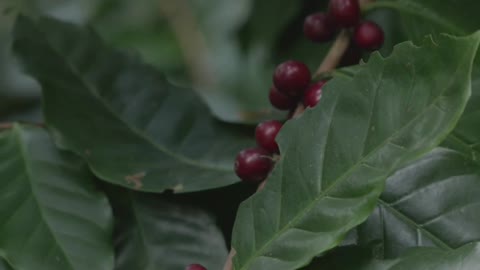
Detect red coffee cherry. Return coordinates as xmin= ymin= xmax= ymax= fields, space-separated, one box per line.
xmin=354 ymin=21 xmax=384 ymax=51
xmin=273 ymin=60 xmax=311 ymax=96
xmin=303 ymin=12 xmax=336 ymax=42
xmin=328 ymin=0 xmax=361 ymax=27
xmin=269 ymin=87 xmax=297 ymax=110
xmin=304 ymin=81 xmax=327 ymax=108
xmin=255 ymin=120 xmax=283 ymax=153
xmin=234 ymin=148 xmax=273 ymax=183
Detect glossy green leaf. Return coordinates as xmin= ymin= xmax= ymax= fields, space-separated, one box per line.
xmin=355 ymin=148 xmax=480 ymax=258
xmin=0 ymin=124 xmax=113 ymax=270
xmin=362 ymin=1 xmax=480 ymax=160
xmin=231 ymin=33 xmax=480 ymax=270
xmin=12 ymin=16 xmax=254 ymax=193
xmin=110 ymin=190 xmax=228 ymax=270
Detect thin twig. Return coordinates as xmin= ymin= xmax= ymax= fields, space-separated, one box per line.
xmin=290 ymin=30 xmax=351 ymax=118
xmin=313 ymin=30 xmax=351 ymax=77
xmin=158 ymin=0 xmax=215 ymax=88
xmin=223 ymin=249 xmax=236 ymax=270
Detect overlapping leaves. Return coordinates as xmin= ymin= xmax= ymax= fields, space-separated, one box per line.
xmin=231 ymin=33 xmax=480 ymax=270
xmin=12 ymin=16 xmax=254 ymax=193
xmin=110 ymin=190 xmax=228 ymax=270
xmin=354 ymin=148 xmax=480 ymax=257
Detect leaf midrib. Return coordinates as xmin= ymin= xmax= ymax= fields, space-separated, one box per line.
xmin=377 ymin=199 xmax=452 ymax=251
xmin=31 ymin=22 xmax=230 ymax=173
xmin=238 ymin=53 xmax=467 ymax=269
xmin=13 ymin=125 xmax=76 ymax=270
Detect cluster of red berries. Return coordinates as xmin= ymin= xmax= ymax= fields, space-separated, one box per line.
xmin=304 ymin=0 xmax=384 ymax=51
xmin=234 ymin=60 xmax=327 ymax=183
xmin=234 ymin=0 xmax=385 ymax=184
xmin=188 ymin=1 xmax=384 ymax=268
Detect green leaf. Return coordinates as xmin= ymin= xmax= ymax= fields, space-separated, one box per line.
xmin=444 ymin=56 xmax=480 ymax=163
xmin=305 ymin=243 xmax=480 ymax=270
xmin=110 ymin=189 xmax=228 ymax=270
xmin=0 ymin=124 xmax=114 ymax=270
xmin=365 ymin=2 xmax=480 ymax=161
xmin=368 ymin=0 xmax=480 ymax=40
xmin=89 ymin=0 xmax=331 ymax=123
xmin=231 ymin=33 xmax=480 ymax=270
xmin=368 ymin=0 xmax=480 ymax=160
xmin=355 ymin=148 xmax=480 ymax=258
xmin=12 ymin=16 xmax=254 ymax=193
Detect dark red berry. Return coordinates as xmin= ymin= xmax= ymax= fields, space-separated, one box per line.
xmin=328 ymin=0 xmax=360 ymax=27
xmin=354 ymin=21 xmax=384 ymax=51
xmin=273 ymin=60 xmax=311 ymax=96
xmin=235 ymin=148 xmax=273 ymax=183
xmin=255 ymin=120 xmax=283 ymax=153
xmin=269 ymin=87 xmax=297 ymax=110
xmin=304 ymin=81 xmax=326 ymax=108
xmin=303 ymin=12 xmax=336 ymax=42
xmin=186 ymin=264 xmax=207 ymax=270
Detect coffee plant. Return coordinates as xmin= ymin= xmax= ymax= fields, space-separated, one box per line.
xmin=1 ymin=0 xmax=480 ymax=269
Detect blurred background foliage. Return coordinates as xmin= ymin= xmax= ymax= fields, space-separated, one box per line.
xmin=0 ymin=0 xmax=401 ymax=124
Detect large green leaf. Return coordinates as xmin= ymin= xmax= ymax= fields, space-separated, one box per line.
xmin=231 ymin=33 xmax=480 ymax=270
xmin=354 ymin=148 xmax=480 ymax=258
xmin=109 ymin=189 xmax=228 ymax=270
xmin=0 ymin=124 xmax=113 ymax=270
xmin=366 ymin=0 xmax=480 ymax=156
xmin=12 ymin=16 xmax=255 ymax=193
xmin=363 ymin=1 xmax=480 ymax=160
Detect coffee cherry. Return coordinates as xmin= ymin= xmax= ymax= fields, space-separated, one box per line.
xmin=269 ymin=87 xmax=297 ymax=110
xmin=328 ymin=0 xmax=360 ymax=27
xmin=235 ymin=148 xmax=273 ymax=183
xmin=303 ymin=12 xmax=336 ymax=42
xmin=186 ymin=264 xmax=207 ymax=270
xmin=304 ymin=81 xmax=326 ymax=108
xmin=354 ymin=21 xmax=384 ymax=51
xmin=255 ymin=120 xmax=283 ymax=153
xmin=273 ymin=60 xmax=311 ymax=96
